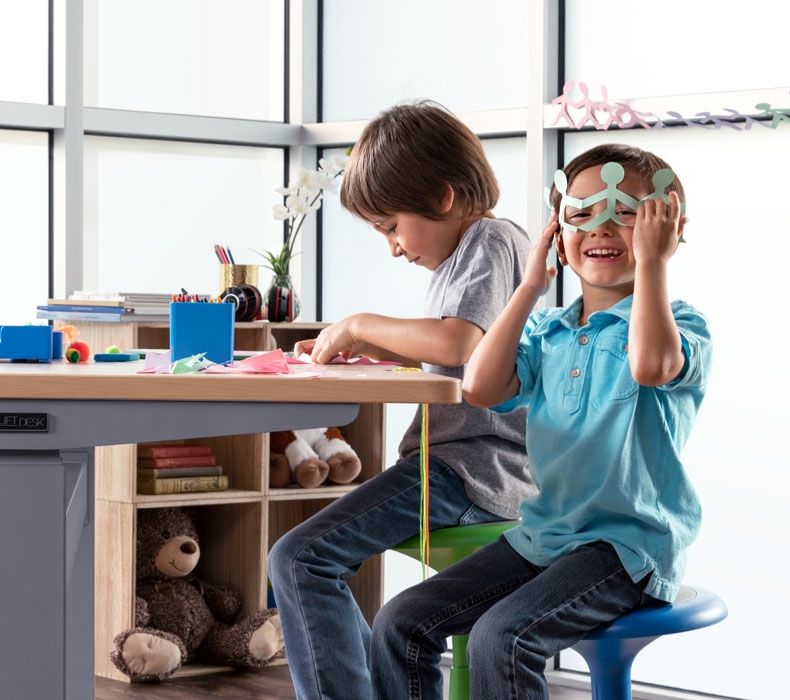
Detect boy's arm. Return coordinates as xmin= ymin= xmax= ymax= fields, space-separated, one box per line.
xmin=629 ymin=193 xmax=686 ymax=387
xmin=295 ymin=314 xmax=483 ymax=367
xmin=464 ymin=216 xmax=558 ymax=408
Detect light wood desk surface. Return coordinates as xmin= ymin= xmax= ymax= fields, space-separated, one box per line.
xmin=0 ymin=360 xmax=461 ymax=405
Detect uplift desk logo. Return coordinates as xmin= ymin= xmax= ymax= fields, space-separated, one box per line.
xmin=0 ymin=413 xmax=49 ymax=432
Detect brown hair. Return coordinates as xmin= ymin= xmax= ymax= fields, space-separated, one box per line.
xmin=549 ymin=143 xmax=686 ymax=210
xmin=341 ymin=100 xmax=499 ymax=221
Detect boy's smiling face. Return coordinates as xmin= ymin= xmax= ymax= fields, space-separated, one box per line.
xmin=557 ymin=164 xmax=648 ymax=297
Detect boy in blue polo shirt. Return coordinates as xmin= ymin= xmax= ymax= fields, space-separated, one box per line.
xmin=369 ymin=143 xmax=711 ymax=699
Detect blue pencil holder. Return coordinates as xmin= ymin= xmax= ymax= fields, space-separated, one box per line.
xmin=169 ymin=302 xmax=235 ymax=364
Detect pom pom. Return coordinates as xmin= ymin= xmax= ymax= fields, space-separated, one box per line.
xmin=65 ymin=340 xmax=90 ymax=363
xmin=106 ymin=344 xmax=121 ymax=353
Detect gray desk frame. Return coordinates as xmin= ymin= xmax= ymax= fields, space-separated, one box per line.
xmin=0 ymin=398 xmax=358 ymax=700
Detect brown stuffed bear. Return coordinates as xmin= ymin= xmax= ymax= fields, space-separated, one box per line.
xmin=110 ymin=507 xmax=284 ymax=681
xmin=269 ymin=427 xmax=361 ymax=488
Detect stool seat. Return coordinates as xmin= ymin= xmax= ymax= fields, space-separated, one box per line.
xmin=393 ymin=520 xmax=518 ymax=572
xmin=392 ymin=523 xmax=727 ymax=700
xmin=579 ymin=584 xmax=727 ymax=640
xmin=572 ymin=585 xmax=727 ymax=700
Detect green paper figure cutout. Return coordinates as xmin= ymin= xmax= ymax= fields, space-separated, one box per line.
xmin=544 ymin=162 xmax=686 ymax=238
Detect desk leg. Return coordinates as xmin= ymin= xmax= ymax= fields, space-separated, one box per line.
xmin=0 ymin=449 xmax=94 ymax=700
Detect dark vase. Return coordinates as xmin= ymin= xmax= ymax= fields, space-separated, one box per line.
xmin=264 ymin=274 xmax=301 ymax=322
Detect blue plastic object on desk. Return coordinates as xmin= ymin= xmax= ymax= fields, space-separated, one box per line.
xmin=94 ymin=352 xmax=141 ymax=362
xmin=0 ymin=326 xmax=54 ymax=362
xmin=169 ymin=302 xmax=235 ymax=365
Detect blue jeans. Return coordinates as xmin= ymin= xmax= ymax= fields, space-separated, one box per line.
xmin=266 ymin=456 xmax=503 ymax=700
xmin=370 ymin=537 xmax=652 ymax=700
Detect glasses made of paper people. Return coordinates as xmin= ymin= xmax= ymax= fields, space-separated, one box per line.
xmin=544 ymin=162 xmax=684 ymax=236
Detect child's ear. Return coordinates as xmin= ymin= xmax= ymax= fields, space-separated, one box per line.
xmin=677 ymin=217 xmax=686 ymax=246
xmin=554 ymin=230 xmax=568 ymax=266
xmin=439 ymin=184 xmax=455 ymax=214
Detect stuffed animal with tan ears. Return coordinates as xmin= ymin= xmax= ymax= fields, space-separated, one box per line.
xmin=269 ymin=427 xmax=361 ymax=488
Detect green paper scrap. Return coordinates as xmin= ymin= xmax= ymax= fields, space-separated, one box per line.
xmin=171 ymin=353 xmax=214 ymax=374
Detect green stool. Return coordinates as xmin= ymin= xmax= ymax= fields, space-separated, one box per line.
xmin=392 ymin=521 xmax=519 ymax=700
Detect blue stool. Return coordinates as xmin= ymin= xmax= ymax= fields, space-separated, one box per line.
xmin=393 ymin=523 xmax=727 ymax=700
xmin=573 ymin=584 xmax=727 ymax=700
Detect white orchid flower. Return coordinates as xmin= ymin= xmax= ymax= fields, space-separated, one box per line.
xmin=285 ymin=193 xmax=314 ymax=216
xmin=319 ymin=153 xmax=349 ymax=176
xmin=295 ymin=168 xmax=324 ymax=196
xmin=272 ymin=204 xmax=292 ymax=221
xmin=310 ymin=170 xmax=336 ymax=190
xmin=261 ymin=158 xmax=346 ymax=276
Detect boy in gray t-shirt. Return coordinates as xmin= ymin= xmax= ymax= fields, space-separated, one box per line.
xmin=267 ymin=100 xmax=534 ymax=700
xmin=398 ymin=216 xmax=534 ymax=518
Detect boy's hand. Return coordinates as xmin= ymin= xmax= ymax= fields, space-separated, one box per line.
xmin=633 ymin=191 xmax=683 ymax=265
xmin=296 ymin=317 xmax=363 ymax=365
xmin=521 ymin=211 xmax=559 ymax=296
xmin=293 ymin=338 xmax=316 ymax=358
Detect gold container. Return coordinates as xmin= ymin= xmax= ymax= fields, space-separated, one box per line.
xmin=220 ymin=264 xmax=259 ymax=292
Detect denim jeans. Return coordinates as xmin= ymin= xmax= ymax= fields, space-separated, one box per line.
xmin=370 ymin=537 xmax=651 ymax=700
xmin=266 ymin=456 xmax=502 ymax=700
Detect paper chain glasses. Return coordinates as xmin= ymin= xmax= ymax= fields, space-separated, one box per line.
xmin=544 ymin=162 xmax=684 ymax=235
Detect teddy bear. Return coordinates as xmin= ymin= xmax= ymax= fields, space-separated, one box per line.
xmin=110 ymin=507 xmax=285 ymax=682
xmin=269 ymin=427 xmax=361 ymax=489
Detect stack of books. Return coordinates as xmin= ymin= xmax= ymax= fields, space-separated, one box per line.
xmin=136 ymin=443 xmax=229 ymax=495
xmin=36 ymin=291 xmax=188 ymax=323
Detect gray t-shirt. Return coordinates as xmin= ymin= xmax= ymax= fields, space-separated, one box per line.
xmin=399 ymin=217 xmax=535 ymax=518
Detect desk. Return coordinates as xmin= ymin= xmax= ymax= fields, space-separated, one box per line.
xmin=0 ymin=360 xmax=460 ymax=700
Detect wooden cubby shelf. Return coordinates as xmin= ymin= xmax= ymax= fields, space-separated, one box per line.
xmin=64 ymin=321 xmax=387 ymax=682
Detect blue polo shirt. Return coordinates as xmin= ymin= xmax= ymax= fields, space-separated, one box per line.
xmin=499 ymin=295 xmax=711 ymax=602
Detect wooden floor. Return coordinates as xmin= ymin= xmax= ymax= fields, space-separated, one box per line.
xmin=94 ymin=664 xmax=590 ymax=699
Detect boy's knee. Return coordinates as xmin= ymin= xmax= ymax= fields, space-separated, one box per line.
xmin=372 ymin=593 xmax=418 ymax=641
xmin=267 ymin=531 xmax=298 ymax=581
xmin=468 ymin=617 xmax=549 ymax=679
xmin=266 ymin=538 xmax=283 ymax=581
xmin=467 ymin=617 xmax=512 ymax=666
xmin=267 ymin=528 xmax=340 ymax=584
xmin=371 ymin=597 xmax=399 ymax=634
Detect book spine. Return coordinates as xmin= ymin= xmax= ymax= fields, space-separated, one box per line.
xmin=137 ymin=455 xmax=217 ymax=468
xmin=69 ymin=292 xmax=124 ymax=301
xmin=50 ymin=298 xmax=129 ymax=308
xmin=38 ymin=304 xmax=134 ymax=314
xmin=137 ymin=445 xmax=213 ymax=458
xmin=137 ymin=466 xmax=222 ymax=478
xmin=125 ymin=307 xmax=171 ymax=314
xmin=137 ymin=474 xmax=229 ymax=494
xmin=36 ymin=310 xmax=125 ymax=322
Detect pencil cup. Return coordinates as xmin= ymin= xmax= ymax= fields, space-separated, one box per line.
xmin=169 ymin=302 xmax=235 ymax=364
xmin=220 ymin=264 xmax=258 ymax=293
